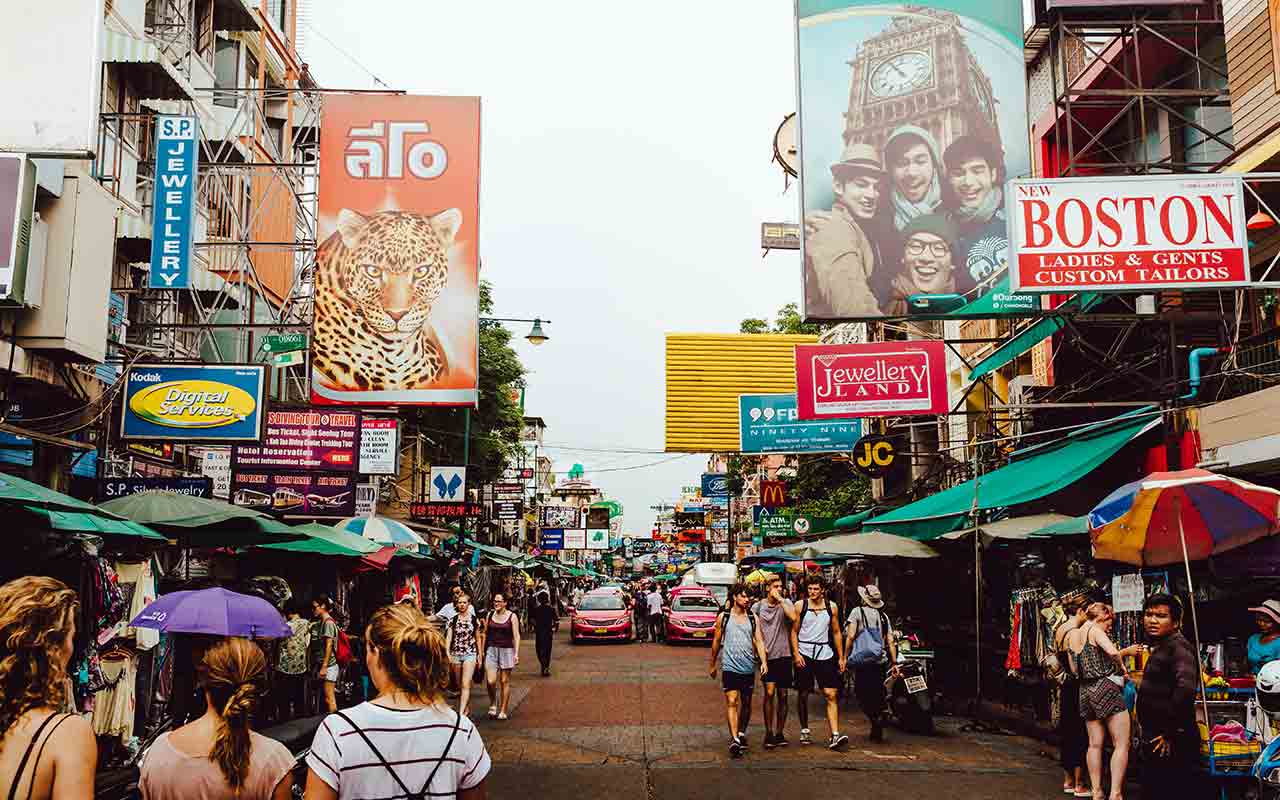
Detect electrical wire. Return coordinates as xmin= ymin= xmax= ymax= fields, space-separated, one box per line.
xmin=301 ymin=21 xmax=394 ymax=89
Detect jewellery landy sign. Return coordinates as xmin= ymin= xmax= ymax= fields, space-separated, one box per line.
xmin=794 ymin=341 xmax=948 ymax=420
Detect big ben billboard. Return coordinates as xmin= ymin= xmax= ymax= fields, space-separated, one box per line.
xmin=796 ymin=2 xmax=1031 ymax=321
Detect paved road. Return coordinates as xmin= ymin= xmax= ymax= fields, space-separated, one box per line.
xmin=469 ymin=627 xmax=1064 ymax=799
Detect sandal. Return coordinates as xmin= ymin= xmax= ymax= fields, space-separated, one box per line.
xmin=487 ymin=706 xmax=498 ymax=719
xmin=497 ymin=711 xmax=509 ymax=720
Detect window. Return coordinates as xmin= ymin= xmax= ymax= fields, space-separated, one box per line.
xmin=214 ymin=38 xmax=239 ymax=109
xmin=673 ymin=595 xmax=718 ymax=612
xmin=265 ymin=0 xmax=290 ymax=39
xmin=195 ymin=0 xmax=214 ymax=64
xmin=578 ymin=595 xmax=624 ymax=611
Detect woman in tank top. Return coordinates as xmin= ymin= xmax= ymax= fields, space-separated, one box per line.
xmin=483 ymin=592 xmax=521 ymax=720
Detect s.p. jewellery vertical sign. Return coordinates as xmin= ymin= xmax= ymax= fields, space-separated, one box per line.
xmin=148 ymin=115 xmax=199 ymax=289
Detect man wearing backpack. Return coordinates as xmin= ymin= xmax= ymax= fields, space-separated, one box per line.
xmin=789 ymin=575 xmax=849 ymax=750
xmin=752 ymin=574 xmax=798 ymax=749
xmin=845 ymin=584 xmax=897 ymax=742
xmin=709 ymin=583 xmax=770 ymax=757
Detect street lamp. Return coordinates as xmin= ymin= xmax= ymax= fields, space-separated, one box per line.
xmin=481 ymin=317 xmax=552 ymax=346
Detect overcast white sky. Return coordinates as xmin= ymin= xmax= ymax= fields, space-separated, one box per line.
xmin=305 ymin=1 xmax=802 ymax=532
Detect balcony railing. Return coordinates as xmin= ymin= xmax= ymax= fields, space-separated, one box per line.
xmin=1217 ymin=326 xmax=1280 ymax=401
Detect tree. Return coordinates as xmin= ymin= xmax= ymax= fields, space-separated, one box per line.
xmin=739 ymin=302 xmax=827 ymax=336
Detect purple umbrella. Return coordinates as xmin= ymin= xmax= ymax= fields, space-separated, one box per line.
xmin=129 ymin=587 xmax=292 ymax=638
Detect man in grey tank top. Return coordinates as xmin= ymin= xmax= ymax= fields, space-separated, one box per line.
xmin=710 ymin=583 xmax=770 ymax=757
xmin=752 ymin=574 xmax=798 ymax=749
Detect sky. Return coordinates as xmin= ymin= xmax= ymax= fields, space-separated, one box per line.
xmin=304 ymin=1 xmax=805 ymax=533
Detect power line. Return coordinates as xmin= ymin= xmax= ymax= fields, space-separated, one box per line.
xmin=302 ymin=21 xmax=393 ymax=89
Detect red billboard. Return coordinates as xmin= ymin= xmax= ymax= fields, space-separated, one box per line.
xmin=232 ymin=408 xmax=361 ymax=472
xmin=1008 ymin=175 xmax=1249 ymax=293
xmin=795 ymin=341 xmax=948 ymax=420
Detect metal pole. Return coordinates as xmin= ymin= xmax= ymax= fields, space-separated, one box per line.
xmin=972 ymin=440 xmax=983 ymax=709
xmin=1175 ymin=498 xmax=1211 ymax=729
xmin=461 ymin=408 xmax=471 ymax=546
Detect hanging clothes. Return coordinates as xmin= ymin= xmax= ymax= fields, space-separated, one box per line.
xmin=115 ymin=560 xmax=159 ymax=651
xmin=92 ymin=653 xmax=137 ymax=742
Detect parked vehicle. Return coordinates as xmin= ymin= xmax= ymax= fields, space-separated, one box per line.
xmin=570 ymin=588 xmax=633 ymax=643
xmin=884 ymin=651 xmax=935 ymax=735
xmin=663 ymin=586 xmax=719 ymax=643
xmin=678 ymin=562 xmax=737 ymax=607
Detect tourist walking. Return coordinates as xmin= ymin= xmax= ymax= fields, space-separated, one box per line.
xmin=310 ymin=596 xmax=340 ymax=714
xmin=484 ymin=592 xmax=521 ymax=720
xmin=646 ymin=585 xmax=665 ymax=642
xmin=709 ymin=583 xmax=770 ymax=757
xmin=0 ymin=576 xmax=96 ymax=800
xmin=274 ymin=600 xmax=310 ymax=723
xmin=752 ymin=574 xmax=797 ymax=749
xmin=304 ymin=603 xmax=490 ymax=800
xmin=634 ymin=585 xmax=650 ymax=642
xmin=141 ymin=637 xmax=294 ymax=800
xmin=1067 ymin=603 xmax=1143 ymax=800
xmin=845 ymin=585 xmax=896 ymax=743
xmin=790 ymin=575 xmax=848 ymax=750
xmin=1055 ymin=599 xmax=1089 ymax=797
xmin=532 ymin=591 xmax=557 ymax=676
xmin=1136 ymin=594 xmax=1201 ymax=800
xmin=444 ymin=592 xmax=484 ymax=717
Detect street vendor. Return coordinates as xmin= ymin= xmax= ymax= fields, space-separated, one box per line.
xmin=1248 ymin=599 xmax=1280 ymax=675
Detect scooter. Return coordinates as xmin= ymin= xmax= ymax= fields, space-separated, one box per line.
xmin=884 ymin=651 xmax=935 ymax=735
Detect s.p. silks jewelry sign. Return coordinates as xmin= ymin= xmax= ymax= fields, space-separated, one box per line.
xmin=121 ymin=365 xmax=267 ymax=442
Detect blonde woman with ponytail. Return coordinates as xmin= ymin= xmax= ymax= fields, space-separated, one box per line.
xmin=140 ymin=637 xmax=293 ymax=800
xmin=305 ymin=603 xmax=491 ymax=800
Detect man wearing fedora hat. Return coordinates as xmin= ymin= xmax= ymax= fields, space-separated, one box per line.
xmin=845 ymin=584 xmax=896 ymax=742
xmin=804 ymin=142 xmax=888 ymax=318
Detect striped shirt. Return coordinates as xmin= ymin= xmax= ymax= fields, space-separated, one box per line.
xmin=307 ymin=701 xmax=490 ymax=799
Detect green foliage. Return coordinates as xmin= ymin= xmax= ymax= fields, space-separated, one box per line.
xmin=739 ymin=302 xmax=827 ymax=336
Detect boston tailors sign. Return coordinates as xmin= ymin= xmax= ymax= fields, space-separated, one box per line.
xmin=794 ymin=341 xmax=947 ymax=419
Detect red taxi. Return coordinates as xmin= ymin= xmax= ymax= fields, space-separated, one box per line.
xmin=570 ymin=589 xmax=633 ymax=643
xmin=664 ymin=587 xmax=720 ymax=644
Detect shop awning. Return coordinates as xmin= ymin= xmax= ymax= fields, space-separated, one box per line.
xmin=863 ymin=409 xmax=1161 ymax=540
xmin=969 ymin=293 xmax=1102 ymax=381
xmin=21 ymin=507 xmax=167 ymax=540
xmin=100 ymin=491 xmax=304 ymax=547
xmin=834 ymin=508 xmax=876 ymax=531
xmin=101 ymin=28 xmax=195 ymax=101
xmin=464 ymin=539 xmax=526 ymax=567
xmin=256 ymin=523 xmax=381 ymax=557
xmin=939 ymin=512 xmax=1086 ymax=542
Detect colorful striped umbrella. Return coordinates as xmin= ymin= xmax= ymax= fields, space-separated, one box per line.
xmin=1090 ymin=469 xmax=1280 ymax=566
xmin=336 ymin=516 xmax=428 ymax=548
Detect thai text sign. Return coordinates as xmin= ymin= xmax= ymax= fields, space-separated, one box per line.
xmin=121 ymin=365 xmax=266 ymax=442
xmin=148 ymin=116 xmax=199 ymax=289
xmin=358 ymin=417 xmax=399 ymax=474
xmin=739 ymin=393 xmax=861 ymax=453
xmin=233 ymin=408 xmax=361 ymax=472
xmin=563 ymin=529 xmax=587 ymax=549
xmin=231 ymin=471 xmax=355 ymax=517
xmin=794 ymin=341 xmax=948 ymax=419
xmin=1008 ymin=175 xmax=1249 ymax=293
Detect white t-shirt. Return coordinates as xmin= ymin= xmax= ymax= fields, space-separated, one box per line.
xmin=437 ymin=602 xmax=459 ymax=621
xmin=647 ymin=592 xmax=663 ymax=615
xmin=307 ymin=701 xmax=490 ymax=800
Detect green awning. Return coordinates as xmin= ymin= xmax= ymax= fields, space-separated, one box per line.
xmin=834 ymin=508 xmax=876 ymax=530
xmin=864 ymin=409 xmax=1160 ymax=540
xmin=969 ymin=293 xmax=1103 ymax=381
xmin=100 ymin=491 xmax=304 ymax=547
xmin=21 ymin=507 xmax=167 ymax=540
xmin=257 ymin=523 xmax=382 ymax=557
xmin=0 ymin=473 xmax=113 ymax=514
xmin=1030 ymin=516 xmax=1090 ymax=538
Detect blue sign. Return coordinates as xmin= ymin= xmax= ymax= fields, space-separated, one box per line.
xmin=701 ymin=473 xmax=729 ymax=497
xmin=738 ymin=393 xmax=861 ymax=454
xmin=120 ymin=364 xmax=267 ymax=442
xmin=148 ymin=115 xmax=199 ymax=289
xmin=540 ymin=528 xmax=564 ymax=551
xmin=99 ymin=477 xmax=212 ymax=500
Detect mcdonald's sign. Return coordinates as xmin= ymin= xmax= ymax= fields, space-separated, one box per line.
xmin=760 ymin=480 xmax=786 ymax=509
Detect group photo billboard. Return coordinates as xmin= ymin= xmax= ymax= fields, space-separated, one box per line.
xmin=313 ymin=95 xmax=481 ymax=406
xmin=797 ymin=1 xmax=1030 ymax=320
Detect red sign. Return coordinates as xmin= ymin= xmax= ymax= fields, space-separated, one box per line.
xmin=233 ymin=408 xmax=361 ymax=473
xmin=1009 ymin=175 xmax=1249 ymax=293
xmin=760 ymin=480 xmax=786 ymax=509
xmin=410 ymin=501 xmax=483 ymax=520
xmin=794 ymin=342 xmax=948 ymax=420
xmin=678 ymin=529 xmax=706 ymax=544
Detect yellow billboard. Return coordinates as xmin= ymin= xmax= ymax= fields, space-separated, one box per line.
xmin=664 ymin=333 xmax=818 ymax=453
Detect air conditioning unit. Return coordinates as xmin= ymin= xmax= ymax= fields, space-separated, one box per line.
xmin=0 ymin=154 xmax=39 ymax=307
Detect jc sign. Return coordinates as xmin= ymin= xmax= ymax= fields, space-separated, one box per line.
xmin=852 ymin=435 xmax=897 ymax=478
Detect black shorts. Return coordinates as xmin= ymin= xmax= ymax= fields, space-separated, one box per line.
xmin=796 ymin=657 xmax=841 ymax=692
xmin=764 ymin=657 xmax=794 ymax=689
xmin=722 ymin=670 xmax=755 ymax=693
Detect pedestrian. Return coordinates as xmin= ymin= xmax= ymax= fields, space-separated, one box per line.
xmin=1136 ymin=593 xmax=1201 ymax=800
xmin=1066 ymin=602 xmax=1143 ymax=800
xmin=141 ymin=637 xmax=294 ymax=800
xmin=483 ymin=592 xmax=521 ymax=720
xmin=274 ymin=599 xmax=310 ymax=722
xmin=0 ymin=576 xmax=96 ymax=800
xmin=790 ymin=575 xmax=848 ymax=750
xmin=845 ymin=585 xmax=896 ymax=742
xmin=310 ymin=596 xmax=340 ymax=714
xmin=1247 ymin=599 xmax=1280 ymax=675
xmin=646 ymin=584 xmax=664 ymax=642
xmin=634 ymin=584 xmax=650 ymax=642
xmin=435 ymin=585 xmax=464 ymax=624
xmin=572 ymin=584 xmax=585 ymax=610
xmin=304 ymin=603 xmax=490 ymax=800
xmin=752 ymin=574 xmax=798 ymax=749
xmin=1054 ymin=599 xmax=1089 ymax=797
xmin=709 ymin=583 xmax=770 ymax=757
xmin=444 ymin=592 xmax=483 ymax=717
xmin=532 ymin=591 xmax=557 ymax=676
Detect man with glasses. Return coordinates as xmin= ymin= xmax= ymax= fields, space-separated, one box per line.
xmin=886 ymin=214 xmax=960 ymax=316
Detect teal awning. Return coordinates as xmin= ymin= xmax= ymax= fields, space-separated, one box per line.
xmin=1031 ymin=516 xmax=1090 ymax=538
xmin=864 ymin=409 xmax=1160 ymax=540
xmin=834 ymin=508 xmax=876 ymax=531
xmin=969 ymin=293 xmax=1102 ymax=381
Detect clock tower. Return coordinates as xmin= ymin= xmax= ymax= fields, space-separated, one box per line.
xmin=843 ymin=7 xmax=1001 ymax=160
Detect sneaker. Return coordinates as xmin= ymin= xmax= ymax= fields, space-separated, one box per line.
xmin=799 ymin=728 xmax=812 ymax=745
xmin=736 ymin=733 xmax=749 ymax=751
xmin=828 ymin=733 xmax=849 ymax=750
xmin=763 ymin=733 xmax=778 ymax=750
xmin=775 ymin=733 xmax=790 ymax=748
xmin=729 ymin=738 xmax=743 ymax=757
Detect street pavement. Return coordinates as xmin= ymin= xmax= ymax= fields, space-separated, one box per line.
xmin=470 ymin=626 xmax=1065 ymax=799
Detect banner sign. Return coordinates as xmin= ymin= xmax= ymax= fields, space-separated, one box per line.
xmin=313 ymin=94 xmax=481 ymax=407
xmin=495 ymin=501 xmax=522 ymax=521
xmin=263 ymin=333 xmax=307 ymax=354
xmin=127 ymin=442 xmax=175 ymax=462
xmin=1008 ymin=175 xmax=1249 ymax=293
xmin=797 ymin=1 xmax=1029 ymax=321
xmin=199 ymin=448 xmax=231 ymax=497
xmin=231 ymin=471 xmax=355 ymax=516
xmin=358 ymin=417 xmax=400 ymax=474
xmin=586 ymin=529 xmax=609 ymax=550
xmin=701 ymin=473 xmax=729 ymax=498
xmin=677 ymin=529 xmax=706 ymax=544
xmin=121 ymin=364 xmax=267 ymax=442
xmin=739 ymin=393 xmax=861 ymax=454
xmin=674 ymin=511 xmax=706 ymax=529
xmin=852 ymin=434 xmax=900 ymax=477
xmin=355 ymin=482 xmax=378 ymax=516
xmin=410 ymin=501 xmax=482 ymax=520
xmin=98 ymin=477 xmax=211 ymax=500
xmin=541 ymin=505 xmax=580 ymax=528
xmin=795 ymin=341 xmax=948 ymax=419
xmin=760 ymin=480 xmax=787 ymax=509
xmin=540 ymin=528 xmax=564 ymax=551
xmin=233 ymin=408 xmax=361 ymax=472
xmin=563 ymin=529 xmax=587 ymax=549
xmin=428 ymin=466 xmax=466 ymax=501
xmin=148 ymin=115 xmax=199 ymax=289
xmin=757 ymin=508 xmax=838 ymax=539
xmin=585 ymin=506 xmax=610 ymax=529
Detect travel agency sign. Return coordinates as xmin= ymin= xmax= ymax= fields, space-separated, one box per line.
xmin=794 ymin=341 xmax=948 ymax=419
xmin=1008 ymin=174 xmax=1249 ymax=293
xmin=121 ymin=365 xmax=267 ymax=442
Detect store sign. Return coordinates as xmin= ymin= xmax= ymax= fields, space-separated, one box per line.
xmin=739 ymin=393 xmax=861 ymax=454
xmin=541 ymin=505 xmax=580 ymax=528
xmin=540 ymin=528 xmax=564 ymax=551
xmin=409 ymin=500 xmax=482 ymax=520
xmin=761 ymin=222 xmax=801 ymax=250
xmin=148 ymin=115 xmax=199 ymax=289
xmin=585 ymin=506 xmax=610 ymax=529
xmin=233 ymin=408 xmax=361 ymax=472
xmin=98 ymin=477 xmax=211 ymax=500
xmin=262 ymin=333 xmax=307 ymax=353
xmin=701 ymin=473 xmax=729 ymax=498
xmin=428 ymin=466 xmax=466 ymax=501
xmin=127 ymin=441 xmax=175 ymax=462
xmin=794 ymin=342 xmax=948 ymax=419
xmin=674 ymin=511 xmax=706 ymax=529
xmin=495 ymin=501 xmax=522 ymax=521
xmin=358 ymin=417 xmax=399 ymax=474
xmin=231 ymin=471 xmax=355 ymax=516
xmin=677 ymin=529 xmax=706 ymax=544
xmin=711 ymin=542 xmax=729 ymax=555
xmin=563 ymin=529 xmax=587 ymax=549
xmin=272 ymin=350 xmax=305 ymax=369
xmin=760 ymin=480 xmax=787 ymax=509
xmin=852 ymin=434 xmax=900 ymax=477
xmin=757 ymin=509 xmax=837 ymax=539
xmin=199 ymin=448 xmax=231 ymax=497
xmin=586 ymin=528 xmax=608 ymax=550
xmin=1009 ymin=175 xmax=1249 ymax=293
xmin=355 ymin=482 xmax=378 ymax=516
xmin=121 ymin=365 xmax=267 ymax=442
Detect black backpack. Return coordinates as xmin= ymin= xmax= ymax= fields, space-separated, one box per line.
xmin=718 ymin=608 xmax=758 ymax=639
xmin=798 ymin=598 xmax=837 ymax=653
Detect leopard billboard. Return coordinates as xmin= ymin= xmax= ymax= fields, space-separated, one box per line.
xmin=313 ymin=95 xmax=481 ymax=406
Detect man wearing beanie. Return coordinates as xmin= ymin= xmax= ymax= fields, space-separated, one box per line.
xmin=886 ymin=213 xmax=959 ymax=316
xmin=804 ymin=142 xmax=888 ymax=318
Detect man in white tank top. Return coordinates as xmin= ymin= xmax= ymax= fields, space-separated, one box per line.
xmin=789 ymin=575 xmax=848 ymax=750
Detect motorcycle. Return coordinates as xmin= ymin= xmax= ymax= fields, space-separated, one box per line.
xmin=884 ymin=651 xmax=935 ymax=735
